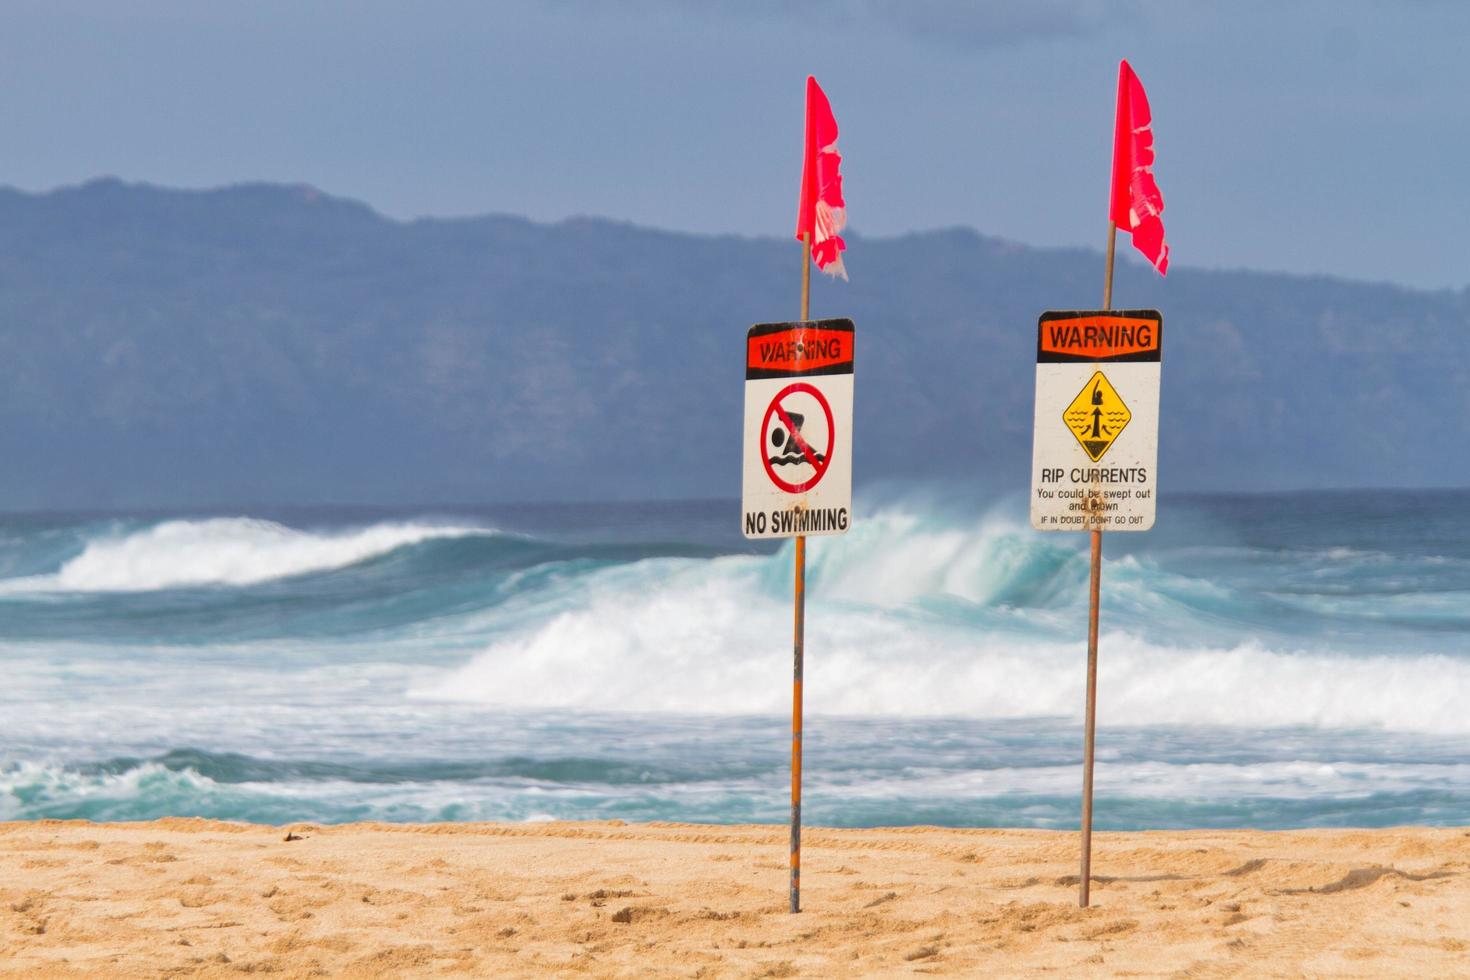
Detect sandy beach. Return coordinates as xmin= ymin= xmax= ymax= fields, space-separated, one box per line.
xmin=0 ymin=820 xmax=1465 ymax=977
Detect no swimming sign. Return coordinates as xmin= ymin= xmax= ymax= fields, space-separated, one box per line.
xmin=742 ymin=319 xmax=854 ymax=539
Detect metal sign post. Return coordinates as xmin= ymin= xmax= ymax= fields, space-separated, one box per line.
xmin=741 ymin=235 xmax=854 ymax=914
xmin=1029 ymin=290 xmax=1162 ymax=907
xmin=1082 ymin=223 xmax=1116 ymax=908
xmin=792 ymin=231 xmax=810 ymax=915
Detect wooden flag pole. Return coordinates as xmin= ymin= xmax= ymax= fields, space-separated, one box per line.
xmin=1079 ymin=219 xmax=1118 ymax=908
xmin=790 ymin=231 xmax=812 ymax=915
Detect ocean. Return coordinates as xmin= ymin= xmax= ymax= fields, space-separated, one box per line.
xmin=1 ymin=489 xmax=1467 ymax=830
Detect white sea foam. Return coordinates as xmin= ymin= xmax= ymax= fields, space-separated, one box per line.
xmin=415 ymin=536 xmax=1470 ymax=733
xmin=0 ymin=518 xmax=494 ymax=592
xmin=0 ymin=761 xmax=217 ymax=820
xmin=4 ymin=755 xmax=1465 ymax=825
xmin=815 ymin=759 xmax=1470 ymax=801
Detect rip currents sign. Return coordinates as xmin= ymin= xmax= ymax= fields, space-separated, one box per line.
xmin=1031 ymin=310 xmax=1161 ymax=532
xmin=742 ymin=319 xmax=854 ymax=538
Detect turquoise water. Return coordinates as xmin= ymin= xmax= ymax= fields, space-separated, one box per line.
xmin=1 ymin=491 xmax=1468 ymax=829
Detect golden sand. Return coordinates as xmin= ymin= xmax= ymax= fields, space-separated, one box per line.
xmin=1 ymin=819 xmax=1467 ymax=977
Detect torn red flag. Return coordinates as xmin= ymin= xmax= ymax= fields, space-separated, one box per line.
xmin=795 ymin=76 xmax=847 ymax=280
xmin=1109 ymin=60 xmax=1169 ymax=276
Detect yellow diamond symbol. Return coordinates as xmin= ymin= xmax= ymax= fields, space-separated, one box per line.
xmin=1063 ymin=371 xmax=1131 ymax=462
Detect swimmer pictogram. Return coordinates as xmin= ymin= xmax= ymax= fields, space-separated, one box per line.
xmin=1063 ymin=371 xmax=1131 ymax=462
xmin=761 ymin=382 xmax=835 ymax=493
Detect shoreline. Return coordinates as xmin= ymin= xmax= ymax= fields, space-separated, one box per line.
xmin=2 ymin=819 xmax=1467 ymax=977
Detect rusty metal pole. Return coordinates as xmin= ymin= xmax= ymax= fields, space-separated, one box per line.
xmin=1080 ymin=220 xmax=1118 ymax=908
xmin=1079 ymin=517 xmax=1103 ymax=907
xmin=790 ymin=232 xmax=812 ymax=914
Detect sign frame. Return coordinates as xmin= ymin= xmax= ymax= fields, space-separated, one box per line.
xmin=1030 ymin=309 xmax=1162 ymax=533
xmin=741 ymin=318 xmax=855 ymax=540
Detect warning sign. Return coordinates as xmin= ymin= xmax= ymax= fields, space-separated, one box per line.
xmin=1031 ymin=310 xmax=1161 ymax=533
xmin=743 ymin=319 xmax=854 ymax=539
xmin=1063 ymin=372 xmax=1131 ymax=462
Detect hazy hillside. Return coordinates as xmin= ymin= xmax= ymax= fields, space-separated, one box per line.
xmin=0 ymin=178 xmax=1466 ymax=508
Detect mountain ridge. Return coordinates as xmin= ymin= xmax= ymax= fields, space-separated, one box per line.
xmin=1 ymin=177 xmax=1465 ymax=508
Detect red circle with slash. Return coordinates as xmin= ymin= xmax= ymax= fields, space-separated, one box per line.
xmin=761 ymin=382 xmax=835 ymax=494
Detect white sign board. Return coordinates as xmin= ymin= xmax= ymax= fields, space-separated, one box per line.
xmin=742 ymin=319 xmax=854 ymax=538
xmin=1031 ymin=310 xmax=1161 ymax=532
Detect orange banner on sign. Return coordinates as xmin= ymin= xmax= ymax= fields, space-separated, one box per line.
xmin=747 ymin=328 xmax=853 ymax=374
xmin=1038 ymin=315 xmax=1160 ymax=360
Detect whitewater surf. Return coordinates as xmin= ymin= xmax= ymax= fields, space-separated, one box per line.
xmin=1 ymin=491 xmax=1467 ymax=828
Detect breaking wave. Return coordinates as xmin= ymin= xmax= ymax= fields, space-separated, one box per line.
xmin=417 ymin=585 xmax=1470 ymax=734
xmin=406 ymin=507 xmax=1470 ymax=734
xmin=3 ymin=492 xmax=1470 ymax=827
xmin=0 ymin=517 xmax=495 ymax=592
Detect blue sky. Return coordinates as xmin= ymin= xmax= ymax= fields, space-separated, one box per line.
xmin=3 ymin=1 xmax=1467 ymax=288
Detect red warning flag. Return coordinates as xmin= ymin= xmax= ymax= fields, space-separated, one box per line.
xmin=795 ymin=76 xmax=847 ymax=280
xmin=1109 ymin=60 xmax=1169 ymax=276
